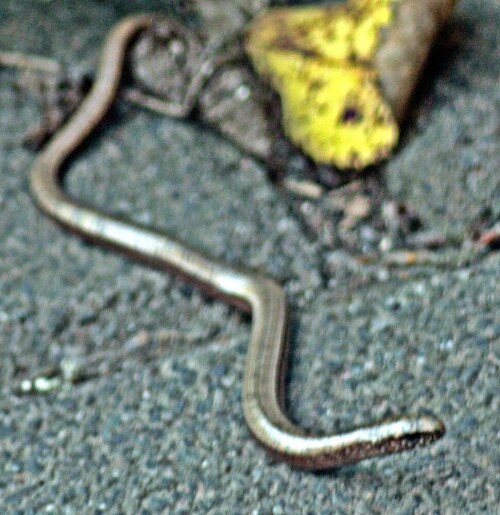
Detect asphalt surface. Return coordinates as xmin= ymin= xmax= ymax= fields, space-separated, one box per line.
xmin=0 ymin=1 xmax=498 ymax=513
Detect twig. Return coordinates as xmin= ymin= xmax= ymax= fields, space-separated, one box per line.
xmin=366 ymin=244 xmax=490 ymax=268
xmin=14 ymin=328 xmax=213 ymax=395
xmin=122 ymin=87 xmax=193 ymax=118
xmin=281 ymin=178 xmax=324 ymax=199
xmin=0 ymin=50 xmax=61 ymax=74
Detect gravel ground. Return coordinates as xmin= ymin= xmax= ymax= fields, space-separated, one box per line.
xmin=0 ymin=1 xmax=498 ymax=513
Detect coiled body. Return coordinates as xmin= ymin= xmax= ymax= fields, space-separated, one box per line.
xmin=30 ymin=14 xmax=444 ymax=470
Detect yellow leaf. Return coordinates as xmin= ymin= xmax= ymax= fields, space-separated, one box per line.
xmin=245 ymin=0 xmax=402 ymax=170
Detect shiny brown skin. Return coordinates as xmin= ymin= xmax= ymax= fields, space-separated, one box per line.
xmin=30 ymin=14 xmax=445 ymax=470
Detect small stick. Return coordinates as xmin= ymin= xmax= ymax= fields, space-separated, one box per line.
xmin=0 ymin=50 xmax=61 ymax=74
xmin=122 ymin=87 xmax=193 ymax=118
xmin=281 ymin=178 xmax=324 ymax=199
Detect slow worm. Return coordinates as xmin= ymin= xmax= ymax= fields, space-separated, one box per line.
xmin=29 ymin=14 xmax=445 ymax=470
